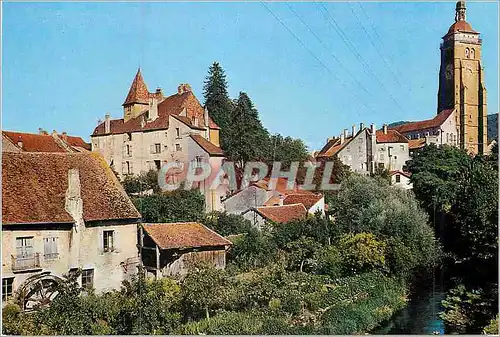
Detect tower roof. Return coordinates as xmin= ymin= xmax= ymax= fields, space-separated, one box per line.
xmin=123 ymin=68 xmax=150 ymax=106
xmin=447 ymin=0 xmax=477 ymax=35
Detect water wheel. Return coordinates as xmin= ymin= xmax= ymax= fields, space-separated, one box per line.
xmin=17 ymin=272 xmax=63 ymax=311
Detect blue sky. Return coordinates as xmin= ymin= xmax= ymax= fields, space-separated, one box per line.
xmin=2 ymin=1 xmax=498 ymax=150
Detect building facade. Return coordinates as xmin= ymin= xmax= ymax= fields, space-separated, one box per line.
xmin=91 ymin=69 xmax=226 ymax=211
xmin=2 ymin=153 xmax=141 ymax=309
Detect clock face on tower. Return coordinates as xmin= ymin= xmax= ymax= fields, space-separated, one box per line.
xmin=445 ymin=64 xmax=453 ymax=80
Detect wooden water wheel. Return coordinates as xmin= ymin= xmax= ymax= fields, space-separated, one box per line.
xmin=17 ymin=272 xmax=63 ymax=311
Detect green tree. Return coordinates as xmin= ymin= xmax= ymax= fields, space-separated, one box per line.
xmin=133 ymin=189 xmax=205 ymax=223
xmin=338 ymin=232 xmax=386 ymax=274
xmin=267 ymin=133 xmax=309 ymax=167
xmin=203 ymin=62 xmax=233 ymax=149
xmin=203 ymin=211 xmax=253 ymax=236
xmin=122 ymin=169 xmax=160 ymax=195
xmin=225 ymin=92 xmax=270 ymax=168
xmin=331 ymin=174 xmax=438 ymax=277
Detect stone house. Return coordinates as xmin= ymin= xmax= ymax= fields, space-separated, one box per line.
xmin=139 ymin=222 xmax=232 ymax=278
xmin=2 ymin=152 xmax=141 ymax=310
xmin=389 ymin=170 xmax=413 ymax=190
xmin=242 ymin=203 xmax=308 ymax=229
xmin=2 ymin=130 xmax=90 ymax=153
xmin=390 ymin=109 xmax=458 ymax=151
xmin=316 ymin=123 xmax=409 ymax=174
xmin=90 ymin=69 xmax=226 ymax=211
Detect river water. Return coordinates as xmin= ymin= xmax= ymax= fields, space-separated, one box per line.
xmin=373 ymin=268 xmax=447 ymax=335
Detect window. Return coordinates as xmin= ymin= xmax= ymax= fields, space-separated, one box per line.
xmin=176 ymin=128 xmax=180 ymax=138
xmin=195 ymin=156 xmax=202 ymax=168
xmin=81 ymin=269 xmax=94 ymax=289
xmin=380 ymin=153 xmax=384 ymax=160
xmin=126 ymin=145 xmax=131 ymax=156
xmin=43 ymin=237 xmax=58 ymax=260
xmin=155 ymin=160 xmax=161 ymax=170
xmin=395 ymin=175 xmax=401 ymax=183
xmin=154 ymin=143 xmax=161 ymax=154
xmin=471 ymin=48 xmax=475 ymax=59
xmin=16 ymin=237 xmax=34 ymax=258
xmin=103 ymin=230 xmax=115 ymax=252
xmin=126 ymin=161 xmax=131 ymax=174
xmin=400 ymin=145 xmax=405 ymax=151
xmin=175 ymin=143 xmax=182 ymax=152
xmin=465 ymin=47 xmax=470 ymax=58
xmin=2 ymin=278 xmax=13 ymax=301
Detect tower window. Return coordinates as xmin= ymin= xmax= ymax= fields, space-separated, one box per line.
xmin=465 ymin=48 xmax=470 ymax=58
xmin=470 ymin=48 xmax=475 ymax=59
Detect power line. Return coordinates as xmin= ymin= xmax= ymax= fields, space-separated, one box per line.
xmin=317 ymin=2 xmax=406 ymax=113
xmin=261 ymin=2 xmax=371 ymax=116
xmin=286 ymin=3 xmax=375 ymax=101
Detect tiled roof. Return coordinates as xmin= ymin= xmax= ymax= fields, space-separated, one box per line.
xmin=389 ymin=170 xmax=411 ymax=178
xmin=375 ymin=129 xmax=408 ymax=143
xmin=190 ymin=134 xmax=224 ymax=156
xmin=447 ymin=20 xmax=477 ymax=34
xmin=254 ymin=203 xmax=307 ymax=224
xmin=2 ymin=152 xmax=141 ymax=225
xmin=60 ymin=134 xmax=91 ymax=151
xmin=93 ymin=89 xmax=219 ymax=136
xmin=123 ymin=69 xmax=150 ymax=106
xmin=2 ymin=131 xmax=67 ymax=152
xmin=283 ymin=193 xmax=323 ymax=210
xmin=252 ymin=177 xmax=312 ymax=194
xmin=408 ymin=138 xmax=426 ymax=150
xmin=142 ymin=222 xmax=232 ymax=250
xmin=316 ymin=134 xmax=356 ymax=158
xmin=391 ymin=109 xmax=454 ymax=134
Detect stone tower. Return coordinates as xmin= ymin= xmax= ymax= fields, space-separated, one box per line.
xmin=437 ymin=0 xmax=487 ymax=154
xmin=123 ymin=68 xmax=151 ymax=122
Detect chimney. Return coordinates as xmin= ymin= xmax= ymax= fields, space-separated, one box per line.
xmin=204 ymin=107 xmax=209 ymax=128
xmin=383 ymin=124 xmax=388 ymax=134
xmin=149 ymin=98 xmax=158 ymax=121
xmin=343 ymin=128 xmax=348 ymax=139
xmin=17 ymin=136 xmax=23 ymax=149
xmin=279 ymin=194 xmax=285 ymax=206
xmin=352 ymin=124 xmax=356 ymax=137
xmin=105 ymin=114 xmax=111 ymax=134
xmin=178 ymin=84 xmax=184 ymax=95
xmin=52 ymin=129 xmax=58 ymax=136
xmin=65 ymin=168 xmax=83 ymax=269
xmin=340 ymin=132 xmax=345 ymax=144
xmin=62 ymin=132 xmax=68 ymax=142
xmin=360 ymin=122 xmax=365 ymax=131
xmin=38 ymin=127 xmax=44 ymax=135
xmin=155 ymin=87 xmax=164 ymax=99
xmin=182 ymin=84 xmax=192 ymax=93
xmin=140 ymin=115 xmax=146 ymax=128
xmin=370 ymin=123 xmax=375 ymax=133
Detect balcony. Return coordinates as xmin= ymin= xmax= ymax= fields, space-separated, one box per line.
xmin=12 ymin=253 xmax=41 ymax=272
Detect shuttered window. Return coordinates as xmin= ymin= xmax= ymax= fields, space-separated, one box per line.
xmin=43 ymin=237 xmax=58 ymax=260
xmin=16 ymin=237 xmax=34 ymax=258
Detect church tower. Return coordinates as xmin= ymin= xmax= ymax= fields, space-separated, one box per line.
xmin=437 ymin=1 xmax=487 ymax=154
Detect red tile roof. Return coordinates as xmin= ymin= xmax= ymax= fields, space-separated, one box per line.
xmin=408 ymin=138 xmax=426 ymax=150
xmin=316 ymin=135 xmax=356 ymax=158
xmin=391 ymin=109 xmax=454 ymax=134
xmin=3 ymin=131 xmax=67 ymax=152
xmin=142 ymin=222 xmax=232 ymax=250
xmin=283 ymin=193 xmax=323 ymax=210
xmin=60 ymin=134 xmax=91 ymax=150
xmin=389 ymin=170 xmax=411 ymax=178
xmin=375 ymin=129 xmax=408 ymax=143
xmin=447 ymin=20 xmax=477 ymax=34
xmin=93 ymin=89 xmax=220 ymax=136
xmin=190 ymin=134 xmax=224 ymax=157
xmin=252 ymin=177 xmax=313 ymax=194
xmin=254 ymin=203 xmax=307 ymax=224
xmin=2 ymin=152 xmax=141 ymax=224
xmin=123 ymin=68 xmax=150 ymax=106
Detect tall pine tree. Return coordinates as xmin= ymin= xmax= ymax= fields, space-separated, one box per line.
xmin=225 ymin=92 xmax=270 ymax=168
xmin=203 ymin=62 xmax=233 ymax=148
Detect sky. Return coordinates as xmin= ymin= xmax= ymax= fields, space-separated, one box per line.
xmin=2 ymin=1 xmax=499 ymax=151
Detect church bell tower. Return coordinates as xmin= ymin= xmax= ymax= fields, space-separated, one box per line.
xmin=437 ymin=1 xmax=487 ymax=154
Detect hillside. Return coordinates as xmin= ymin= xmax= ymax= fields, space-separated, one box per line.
xmin=487 ymin=113 xmax=497 ymax=142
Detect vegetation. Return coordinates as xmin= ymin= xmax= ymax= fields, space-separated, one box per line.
xmin=3 ymin=171 xmax=439 ymax=335
xmin=408 ymin=144 xmax=498 ymax=333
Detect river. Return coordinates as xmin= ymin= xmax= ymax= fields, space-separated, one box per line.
xmin=373 ymin=268 xmax=448 ymax=335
